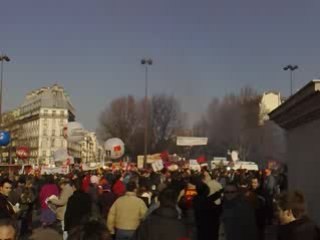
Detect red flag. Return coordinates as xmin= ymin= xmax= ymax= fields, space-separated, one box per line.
xmin=160 ymin=150 xmax=169 ymax=161
xmin=197 ymin=155 xmax=206 ymax=164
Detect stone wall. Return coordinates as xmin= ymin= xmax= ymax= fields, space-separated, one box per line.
xmin=287 ymin=118 xmax=320 ymax=223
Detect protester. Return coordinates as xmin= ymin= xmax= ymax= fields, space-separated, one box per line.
xmin=276 ymin=191 xmax=320 ymax=240
xmin=107 ymin=181 xmax=147 ymax=240
xmin=97 ymin=183 xmax=116 ymax=220
xmin=87 ymin=175 xmax=101 ymax=217
xmin=220 ymin=182 xmax=258 ymax=240
xmin=39 ymin=175 xmax=59 ymax=227
xmin=178 ymin=175 xmax=198 ymax=240
xmin=246 ymin=177 xmax=267 ymax=240
xmin=193 ymin=182 xmax=223 ymax=240
xmin=0 ymin=218 xmax=17 ymax=240
xmin=133 ymin=188 xmax=189 ymax=240
xmin=64 ymin=179 xmax=92 ymax=235
xmin=8 ymin=177 xmax=25 ymax=205
xmin=263 ymin=169 xmax=277 ymax=225
xmin=67 ymin=219 xmax=111 ymax=240
xmin=0 ymin=179 xmax=16 ymax=219
xmin=19 ymin=178 xmax=36 ymax=236
xmin=112 ymin=172 xmax=126 ymax=198
xmin=49 ymin=178 xmax=74 ymax=240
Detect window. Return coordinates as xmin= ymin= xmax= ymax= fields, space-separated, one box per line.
xmin=52 ymin=110 xmax=56 ymax=116
xmin=42 ymin=139 xmax=47 ymax=148
xmin=51 ymin=139 xmax=55 ymax=147
xmin=60 ymin=110 xmax=65 ymax=116
xmin=42 ymin=151 xmax=46 ymax=157
xmin=43 ymin=129 xmax=47 ymax=136
xmin=52 ymin=129 xmax=55 ymax=136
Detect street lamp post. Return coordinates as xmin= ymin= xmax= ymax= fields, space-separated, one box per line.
xmin=141 ymin=58 xmax=153 ymax=167
xmin=0 ymin=54 xmax=10 ymax=164
xmin=0 ymin=54 xmax=10 ymax=126
xmin=283 ymin=65 xmax=298 ymax=96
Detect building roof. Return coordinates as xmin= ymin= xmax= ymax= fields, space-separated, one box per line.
xmin=20 ymin=84 xmax=75 ymax=115
xmin=269 ymin=80 xmax=320 ymax=129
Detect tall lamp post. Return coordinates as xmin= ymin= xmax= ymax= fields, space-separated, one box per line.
xmin=0 ymin=54 xmax=10 ymax=164
xmin=283 ymin=65 xmax=298 ymax=96
xmin=0 ymin=54 xmax=10 ymax=126
xmin=141 ymin=58 xmax=153 ymax=167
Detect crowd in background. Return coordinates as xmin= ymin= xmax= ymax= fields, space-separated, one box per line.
xmin=0 ymin=165 xmax=319 ymax=240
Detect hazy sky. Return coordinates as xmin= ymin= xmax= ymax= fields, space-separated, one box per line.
xmin=1 ymin=0 xmax=320 ymax=130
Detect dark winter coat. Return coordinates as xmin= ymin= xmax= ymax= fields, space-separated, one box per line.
xmin=221 ymin=195 xmax=258 ymax=240
xmin=278 ymin=217 xmax=320 ymax=240
xmin=193 ymin=189 xmax=223 ymax=240
xmin=97 ymin=191 xmax=116 ymax=219
xmin=0 ymin=193 xmax=15 ymax=219
xmin=132 ymin=206 xmax=190 ymax=240
xmin=64 ymin=190 xmax=92 ymax=232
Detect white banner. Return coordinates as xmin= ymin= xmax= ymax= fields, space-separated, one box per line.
xmin=137 ymin=154 xmax=162 ymax=164
xmin=189 ymin=159 xmax=201 ymax=171
xmin=151 ymin=160 xmax=164 ymax=172
xmin=41 ymin=166 xmax=69 ymax=175
xmin=82 ymin=163 xmax=102 ymax=171
xmin=176 ymin=137 xmax=208 ymax=146
xmin=137 ymin=158 xmax=144 ymax=169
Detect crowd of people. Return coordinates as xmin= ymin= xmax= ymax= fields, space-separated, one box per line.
xmin=0 ymin=165 xmax=319 ymax=240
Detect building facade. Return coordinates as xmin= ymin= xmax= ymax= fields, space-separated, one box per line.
xmin=270 ymin=80 xmax=320 ymax=224
xmin=1 ymin=109 xmax=21 ymax=163
xmin=1 ymin=84 xmax=104 ymax=165
xmin=18 ymin=84 xmax=75 ymax=165
xmin=259 ymin=91 xmax=283 ymax=125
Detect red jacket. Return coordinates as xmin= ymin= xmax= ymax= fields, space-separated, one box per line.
xmin=112 ymin=180 xmax=126 ymax=197
xmin=82 ymin=175 xmax=91 ymax=193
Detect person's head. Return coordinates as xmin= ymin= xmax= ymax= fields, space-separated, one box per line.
xmin=158 ymin=188 xmax=179 ymax=208
xmin=238 ymin=177 xmax=248 ymax=189
xmin=45 ymin=175 xmax=55 ymax=185
xmin=224 ymin=183 xmax=239 ymax=201
xmin=67 ymin=219 xmax=111 ymax=240
xmin=59 ymin=178 xmax=70 ymax=189
xmin=251 ymin=177 xmax=260 ymax=190
xmin=0 ymin=179 xmax=13 ymax=197
xmin=71 ymin=179 xmax=83 ymax=192
xmin=114 ymin=171 xmax=122 ymax=181
xmin=90 ymin=175 xmax=99 ymax=186
xmin=25 ymin=179 xmax=33 ymax=189
xmin=0 ymin=218 xmax=17 ymax=240
xmin=126 ymin=181 xmax=137 ymax=192
xmin=265 ymin=169 xmax=272 ymax=176
xmin=196 ymin=182 xmax=210 ymax=197
xmin=276 ymin=191 xmax=306 ymax=225
xmin=17 ymin=177 xmax=26 ymax=187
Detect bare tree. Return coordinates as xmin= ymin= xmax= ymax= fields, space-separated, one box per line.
xmin=97 ymin=96 xmax=144 ymax=155
xmin=194 ymin=87 xmax=266 ymax=161
xmin=150 ymin=94 xmax=183 ymax=153
xmin=97 ymin=94 xmax=184 ymax=157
